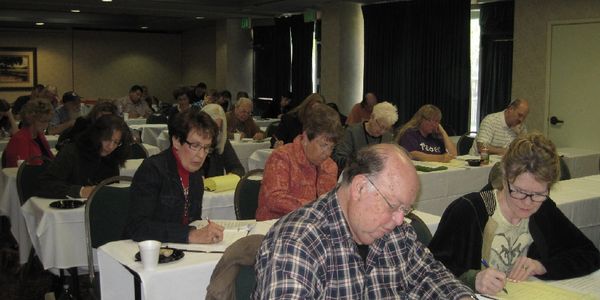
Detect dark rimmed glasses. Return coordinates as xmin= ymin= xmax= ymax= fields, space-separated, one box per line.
xmin=365 ymin=176 xmax=414 ymax=215
xmin=184 ymin=140 xmax=213 ymax=154
xmin=506 ymin=180 xmax=548 ymax=203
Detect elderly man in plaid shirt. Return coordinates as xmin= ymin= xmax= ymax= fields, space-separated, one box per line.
xmin=253 ymin=143 xmax=475 ymax=299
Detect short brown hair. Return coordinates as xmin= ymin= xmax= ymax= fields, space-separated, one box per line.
xmin=502 ymin=132 xmax=560 ymax=189
xmin=303 ymin=103 xmax=343 ymax=143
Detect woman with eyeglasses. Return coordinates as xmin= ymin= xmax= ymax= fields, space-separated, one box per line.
xmin=333 ymin=101 xmax=398 ymax=171
xmin=125 ymin=109 xmax=225 ymax=244
xmin=428 ymin=133 xmax=600 ymax=296
xmin=4 ymin=99 xmax=55 ymax=168
xmin=256 ymin=103 xmax=343 ymax=221
xmin=395 ymin=104 xmax=457 ymax=162
xmin=39 ymin=114 xmax=132 ymax=199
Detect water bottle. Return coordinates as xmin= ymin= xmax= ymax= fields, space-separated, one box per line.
xmin=480 ymin=144 xmax=489 ymax=165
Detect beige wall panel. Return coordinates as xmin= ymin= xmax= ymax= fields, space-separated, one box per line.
xmin=72 ymin=30 xmax=181 ymax=102
xmin=513 ymin=0 xmax=600 ymax=132
xmin=0 ymin=29 xmax=72 ymax=103
xmin=182 ymin=24 xmax=217 ymax=92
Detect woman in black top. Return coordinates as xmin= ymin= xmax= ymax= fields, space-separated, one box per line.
xmin=39 ymin=114 xmax=132 ymax=198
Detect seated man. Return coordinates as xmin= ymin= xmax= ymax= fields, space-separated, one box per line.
xmin=225 ymin=97 xmax=264 ymax=140
xmin=254 ymin=144 xmax=475 ymax=299
xmin=47 ymin=91 xmax=81 ymax=135
xmin=125 ymin=109 xmax=224 ymax=244
xmin=470 ymin=98 xmax=529 ymax=156
xmin=120 ymin=85 xmax=152 ymax=119
xmin=255 ymin=103 xmax=342 ymax=221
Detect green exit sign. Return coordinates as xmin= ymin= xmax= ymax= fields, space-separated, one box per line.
xmin=241 ymin=17 xmax=251 ymax=29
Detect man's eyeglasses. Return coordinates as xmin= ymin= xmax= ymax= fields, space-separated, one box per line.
xmin=365 ymin=176 xmax=414 ymax=215
xmin=184 ymin=140 xmax=213 ymax=154
xmin=506 ymin=180 xmax=548 ymax=203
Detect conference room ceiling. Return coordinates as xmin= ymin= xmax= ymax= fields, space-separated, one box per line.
xmin=0 ymin=0 xmax=387 ymax=33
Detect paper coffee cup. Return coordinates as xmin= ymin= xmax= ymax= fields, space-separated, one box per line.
xmin=123 ymin=112 xmax=129 ymax=120
xmin=138 ymin=240 xmax=161 ymax=270
xmin=233 ymin=132 xmax=241 ymax=142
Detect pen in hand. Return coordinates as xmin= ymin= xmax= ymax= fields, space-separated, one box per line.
xmin=481 ymin=259 xmax=508 ymax=294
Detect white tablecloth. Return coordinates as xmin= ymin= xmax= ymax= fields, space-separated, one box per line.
xmin=551 ymin=174 xmax=600 ymax=249
xmin=248 ymin=148 xmax=274 ymax=171
xmin=558 ymin=147 xmax=600 ymax=179
xmin=21 ymin=197 xmax=92 ymax=270
xmin=230 ymin=140 xmax=271 ymax=172
xmin=130 ymin=124 xmax=168 ymax=148
xmin=0 ymin=134 xmax=59 ymax=152
xmin=141 ymin=143 xmax=160 ymax=156
xmin=125 ymin=118 xmax=147 ymax=126
xmin=0 ymin=167 xmax=31 ymax=264
xmin=253 ymin=117 xmax=279 ymax=128
xmin=155 ymin=129 xmax=170 ymax=151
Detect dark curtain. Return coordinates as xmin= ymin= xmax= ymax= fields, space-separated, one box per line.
xmin=362 ymin=0 xmax=471 ymax=134
xmin=252 ymin=19 xmax=291 ymax=101
xmin=479 ymin=0 xmax=514 ymax=121
xmin=290 ymin=15 xmax=315 ymax=102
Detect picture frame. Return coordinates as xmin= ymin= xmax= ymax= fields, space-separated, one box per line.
xmin=0 ymin=47 xmax=37 ymax=91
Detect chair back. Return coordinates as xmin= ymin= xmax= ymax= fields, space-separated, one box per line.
xmin=16 ymin=156 xmax=52 ymax=205
xmin=1 ymin=151 xmax=6 ymax=168
xmin=146 ymin=113 xmax=168 ymax=124
xmin=265 ymin=121 xmax=280 ymax=139
xmin=559 ymin=156 xmax=571 ymax=181
xmin=235 ymin=265 xmax=256 ymax=299
xmin=234 ymin=169 xmax=263 ymax=220
xmin=85 ymin=176 xmax=133 ymax=285
xmin=128 ymin=143 xmax=148 ymax=159
xmin=405 ymin=212 xmax=432 ymax=246
xmin=456 ymin=133 xmax=475 ymax=155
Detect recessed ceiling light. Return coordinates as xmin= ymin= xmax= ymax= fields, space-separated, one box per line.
xmin=195 ymin=16 xmax=205 ymax=20
xmin=71 ymin=9 xmax=81 ymax=13
xmin=140 ymin=26 xmax=148 ymax=29
xmin=102 ymin=0 xmax=112 ymax=2
xmin=35 ymin=22 xmax=45 ymax=26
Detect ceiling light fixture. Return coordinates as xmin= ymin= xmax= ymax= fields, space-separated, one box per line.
xmin=71 ymin=9 xmax=81 ymax=13
xmin=101 ymin=0 xmax=112 ymax=2
xmin=195 ymin=16 xmax=205 ymax=20
xmin=140 ymin=26 xmax=148 ymax=29
xmin=35 ymin=22 xmax=45 ymax=26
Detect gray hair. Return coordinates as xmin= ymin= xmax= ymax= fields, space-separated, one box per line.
xmin=371 ymin=101 xmax=398 ymax=128
xmin=201 ymin=104 xmax=227 ymax=154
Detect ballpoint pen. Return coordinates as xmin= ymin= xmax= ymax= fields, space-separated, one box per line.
xmin=481 ymin=259 xmax=508 ymax=294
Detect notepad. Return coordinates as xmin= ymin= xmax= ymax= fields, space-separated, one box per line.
xmin=493 ymin=280 xmax=597 ymax=300
xmin=204 ymin=174 xmax=240 ymax=192
xmin=167 ymin=219 xmax=258 ymax=252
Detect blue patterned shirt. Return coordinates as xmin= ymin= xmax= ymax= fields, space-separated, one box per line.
xmin=253 ymin=188 xmax=474 ymax=299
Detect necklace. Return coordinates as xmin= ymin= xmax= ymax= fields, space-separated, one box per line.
xmin=180 ymin=176 xmax=190 ymax=224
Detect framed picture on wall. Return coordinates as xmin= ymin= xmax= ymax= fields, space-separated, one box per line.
xmin=0 ymin=47 xmax=37 ymax=91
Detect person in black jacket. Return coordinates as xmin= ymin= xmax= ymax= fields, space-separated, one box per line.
xmin=428 ymin=133 xmax=600 ymax=296
xmin=125 ymin=108 xmax=224 ymax=244
xmin=270 ymin=93 xmax=324 ymax=148
xmin=201 ymin=104 xmax=244 ymax=178
xmin=39 ymin=114 xmax=132 ymax=198
xmin=56 ymin=101 xmax=119 ymax=151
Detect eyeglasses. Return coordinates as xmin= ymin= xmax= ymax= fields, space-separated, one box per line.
xmin=506 ymin=180 xmax=548 ymax=203
xmin=184 ymin=140 xmax=213 ymax=154
xmin=365 ymin=176 xmax=414 ymax=215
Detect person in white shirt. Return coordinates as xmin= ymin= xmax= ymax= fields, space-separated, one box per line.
xmin=470 ymin=99 xmax=529 ymax=156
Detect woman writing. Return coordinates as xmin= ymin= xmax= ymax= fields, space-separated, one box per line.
xmin=428 ymin=133 xmax=600 ymax=295
xmin=38 ymin=114 xmax=132 ymax=198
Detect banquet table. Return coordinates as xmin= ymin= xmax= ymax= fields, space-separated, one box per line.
xmin=0 ymin=134 xmax=59 ymax=152
xmin=558 ymin=147 xmax=600 ymax=178
xmin=253 ymin=117 xmax=279 ymax=128
xmin=248 ymin=148 xmax=274 ymax=170
xmin=230 ymin=139 xmax=271 ymax=172
xmin=125 ymin=118 xmax=147 ymax=126
xmin=97 ymin=210 xmax=439 ymax=300
xmin=129 ymin=124 xmax=168 ymax=148
xmin=551 ymin=174 xmax=600 ymax=249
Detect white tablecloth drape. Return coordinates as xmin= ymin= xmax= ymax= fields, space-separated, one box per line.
xmin=248 ymin=148 xmax=274 ymax=171
xmin=129 ymin=124 xmax=168 ymax=148
xmin=0 ymin=167 xmax=31 ymax=264
xmin=230 ymin=140 xmax=271 ymax=172
xmin=125 ymin=118 xmax=147 ymax=126
xmin=253 ymin=117 xmax=279 ymax=128
xmin=0 ymin=134 xmax=59 ymax=152
xmin=558 ymin=147 xmax=600 ymax=179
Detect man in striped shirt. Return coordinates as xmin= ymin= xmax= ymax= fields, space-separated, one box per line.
xmin=253 ymin=144 xmax=475 ymax=299
xmin=470 ymin=99 xmax=529 ymax=156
